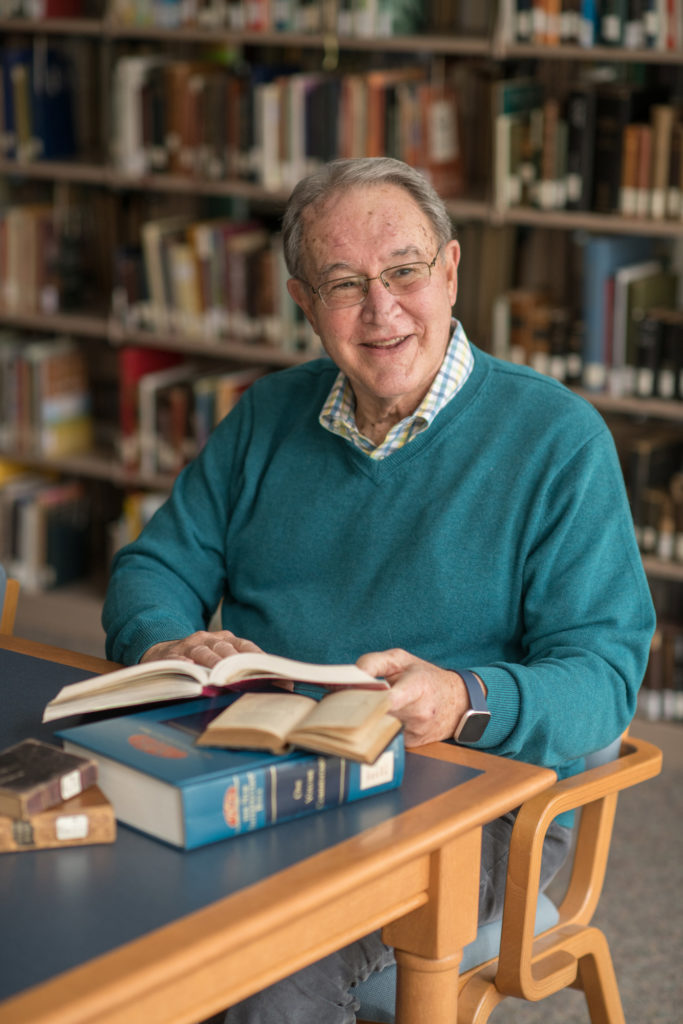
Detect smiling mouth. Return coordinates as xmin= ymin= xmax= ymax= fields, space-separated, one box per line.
xmin=362 ymin=335 xmax=409 ymax=349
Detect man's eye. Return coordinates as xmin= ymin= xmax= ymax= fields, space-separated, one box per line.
xmin=389 ymin=264 xmax=419 ymax=282
xmin=330 ymin=278 xmax=362 ymax=293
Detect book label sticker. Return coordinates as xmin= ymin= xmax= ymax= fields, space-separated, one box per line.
xmin=359 ymin=750 xmax=394 ymax=790
xmin=59 ymin=770 xmax=83 ymax=802
xmin=55 ymin=814 xmax=90 ymax=841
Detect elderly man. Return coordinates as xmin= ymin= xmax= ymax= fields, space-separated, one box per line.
xmin=103 ymin=158 xmax=654 ymax=1023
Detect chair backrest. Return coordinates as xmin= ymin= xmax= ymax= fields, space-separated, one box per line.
xmin=0 ymin=565 xmax=20 ymax=634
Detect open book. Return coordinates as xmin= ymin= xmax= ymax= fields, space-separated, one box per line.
xmin=42 ymin=652 xmax=388 ymax=723
xmin=196 ymin=690 xmax=402 ymax=764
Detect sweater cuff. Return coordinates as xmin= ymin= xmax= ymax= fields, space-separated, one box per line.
xmin=470 ymin=665 xmax=521 ymax=747
xmin=111 ymin=617 xmax=196 ymax=665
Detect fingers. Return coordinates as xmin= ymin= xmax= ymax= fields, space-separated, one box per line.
xmin=142 ymin=630 xmax=263 ymax=668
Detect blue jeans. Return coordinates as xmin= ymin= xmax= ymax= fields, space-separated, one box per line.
xmin=224 ymin=813 xmax=572 ymax=1024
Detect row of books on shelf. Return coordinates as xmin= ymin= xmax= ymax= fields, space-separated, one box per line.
xmin=639 ymin=623 xmax=683 ymax=723
xmin=491 ymin=234 xmax=683 ymax=399
xmin=116 ymin=347 xmax=262 ymax=473
xmin=493 ymin=75 xmax=683 ymax=220
xmin=0 ymin=202 xmax=76 ymax=317
xmin=110 ymin=55 xmax=465 ymax=196
xmin=505 ymin=0 xmax=683 ymax=50
xmin=112 ymin=213 xmax=321 ymax=351
xmin=107 ymin=0 xmax=425 ymax=34
xmin=0 ymin=461 xmax=90 ymax=592
xmin=611 ymin=419 xmax=683 ymax=558
xmin=0 ymin=45 xmax=76 ymax=163
xmin=0 ymin=333 xmax=93 ymax=458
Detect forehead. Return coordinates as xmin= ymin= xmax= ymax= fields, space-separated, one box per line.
xmin=301 ymin=183 xmax=435 ymax=276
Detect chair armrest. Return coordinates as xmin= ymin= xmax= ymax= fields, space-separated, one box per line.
xmin=0 ymin=577 xmax=20 ymax=634
xmin=495 ymin=735 xmax=662 ymax=997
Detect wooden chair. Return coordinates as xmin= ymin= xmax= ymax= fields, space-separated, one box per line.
xmin=0 ymin=565 xmax=20 ymax=634
xmin=356 ymin=731 xmax=662 ymax=1024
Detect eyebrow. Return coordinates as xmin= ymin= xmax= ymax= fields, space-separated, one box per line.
xmin=317 ymin=245 xmax=427 ymax=280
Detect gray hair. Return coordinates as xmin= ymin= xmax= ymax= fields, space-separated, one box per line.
xmin=281 ymin=157 xmax=454 ymax=281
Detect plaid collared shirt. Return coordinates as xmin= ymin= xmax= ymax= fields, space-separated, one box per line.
xmin=319 ymin=320 xmax=474 ymax=460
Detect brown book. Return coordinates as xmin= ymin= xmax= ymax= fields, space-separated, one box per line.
xmin=635 ymin=123 xmax=653 ymax=218
xmin=418 ymin=82 xmax=465 ymax=199
xmin=619 ymin=121 xmax=640 ymax=216
xmin=0 ymin=739 xmax=98 ymax=820
xmin=650 ymin=104 xmax=675 ymax=220
xmin=0 ymin=786 xmax=115 ymax=853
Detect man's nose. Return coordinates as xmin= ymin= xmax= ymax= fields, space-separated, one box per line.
xmin=360 ymin=276 xmax=397 ymax=318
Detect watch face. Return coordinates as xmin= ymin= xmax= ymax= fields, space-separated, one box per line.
xmin=455 ymin=710 xmax=490 ymax=744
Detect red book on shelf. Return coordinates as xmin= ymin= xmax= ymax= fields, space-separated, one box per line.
xmin=117 ymin=347 xmax=182 ymax=469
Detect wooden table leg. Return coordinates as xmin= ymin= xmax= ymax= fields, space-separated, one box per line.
xmin=382 ymin=829 xmax=482 ymax=1024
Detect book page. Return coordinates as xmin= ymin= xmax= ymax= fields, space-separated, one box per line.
xmin=289 ymin=689 xmax=391 ymax=735
xmin=207 ymin=652 xmax=387 ymax=689
xmin=42 ymin=660 xmax=209 ymax=722
xmin=196 ymin=691 xmax=316 ymax=750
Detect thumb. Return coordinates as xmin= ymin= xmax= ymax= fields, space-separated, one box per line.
xmin=356 ymin=647 xmax=414 ymax=683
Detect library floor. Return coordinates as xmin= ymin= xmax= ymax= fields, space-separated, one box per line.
xmin=14 ymin=590 xmax=683 ymax=1024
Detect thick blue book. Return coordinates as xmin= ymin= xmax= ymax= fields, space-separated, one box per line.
xmin=57 ymin=696 xmax=405 ymax=850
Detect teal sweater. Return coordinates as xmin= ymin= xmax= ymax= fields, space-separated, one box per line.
xmin=103 ymin=346 xmax=655 ymax=785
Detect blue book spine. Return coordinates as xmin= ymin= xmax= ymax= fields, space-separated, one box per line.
xmin=580 ymin=234 xmax=654 ymax=391
xmin=57 ymin=696 xmax=405 ymax=850
xmin=580 ymin=0 xmax=600 ymax=45
xmin=180 ymin=737 xmax=404 ymax=848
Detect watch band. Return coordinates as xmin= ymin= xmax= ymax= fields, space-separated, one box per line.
xmin=459 ymin=670 xmax=488 ymax=712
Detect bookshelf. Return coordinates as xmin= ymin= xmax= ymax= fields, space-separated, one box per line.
xmin=1 ymin=1 xmax=682 ymax=716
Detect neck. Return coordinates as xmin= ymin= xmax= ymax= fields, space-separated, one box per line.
xmin=354 ymin=401 xmax=412 ymax=446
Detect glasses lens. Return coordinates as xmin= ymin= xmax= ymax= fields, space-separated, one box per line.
xmin=383 ymin=262 xmax=430 ymax=293
xmin=319 ymin=277 xmax=366 ymax=308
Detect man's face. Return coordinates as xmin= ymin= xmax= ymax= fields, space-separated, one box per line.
xmin=287 ymin=184 xmax=460 ymax=427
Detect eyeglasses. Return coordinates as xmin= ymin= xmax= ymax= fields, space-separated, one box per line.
xmin=307 ymin=247 xmax=442 ymax=310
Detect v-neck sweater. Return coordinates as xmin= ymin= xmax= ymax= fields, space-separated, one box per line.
xmin=104 ymin=345 xmax=655 ymax=786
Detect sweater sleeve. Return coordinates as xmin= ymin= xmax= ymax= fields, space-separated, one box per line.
xmin=470 ymin=425 xmax=655 ymax=777
xmin=102 ymin=399 xmax=251 ymax=664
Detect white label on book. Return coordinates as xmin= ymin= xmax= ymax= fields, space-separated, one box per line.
xmin=56 ymin=814 xmax=89 ymax=841
xmin=566 ymin=172 xmax=582 ymax=204
xmin=429 ymin=99 xmax=458 ymax=162
xmin=60 ymin=770 xmax=83 ymax=802
xmin=650 ymin=189 xmax=666 ymax=220
xmin=602 ymin=14 xmax=620 ymax=41
xmin=359 ymin=750 xmax=394 ymax=790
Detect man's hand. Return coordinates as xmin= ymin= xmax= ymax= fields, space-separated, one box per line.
xmin=140 ymin=631 xmax=263 ymax=669
xmin=356 ymin=648 xmax=473 ymax=747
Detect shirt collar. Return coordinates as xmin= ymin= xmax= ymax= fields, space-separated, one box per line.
xmin=319 ymin=319 xmax=473 ymax=459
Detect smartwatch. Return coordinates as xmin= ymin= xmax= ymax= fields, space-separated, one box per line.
xmin=453 ymin=670 xmax=491 ymax=743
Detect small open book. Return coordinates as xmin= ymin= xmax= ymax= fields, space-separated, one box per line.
xmin=196 ymin=689 xmax=402 ymax=763
xmin=42 ymin=652 xmax=388 ymax=723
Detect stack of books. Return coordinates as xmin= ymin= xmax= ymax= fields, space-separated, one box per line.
xmin=44 ymin=653 xmax=406 ymax=850
xmin=0 ymin=738 xmax=116 ymax=853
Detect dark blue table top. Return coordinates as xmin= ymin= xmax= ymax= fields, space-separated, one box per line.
xmin=0 ymin=646 xmax=480 ymax=1002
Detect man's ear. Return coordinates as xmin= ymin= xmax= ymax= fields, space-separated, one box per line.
xmin=287 ymin=278 xmax=320 ymax=336
xmin=443 ymin=239 xmax=460 ymax=308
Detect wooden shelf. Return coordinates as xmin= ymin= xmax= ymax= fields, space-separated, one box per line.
xmin=3 ymin=157 xmax=682 ymax=238
xmin=641 ymin=556 xmax=683 ymax=583
xmin=573 ymin=391 xmax=683 ymax=423
xmin=1 ymin=17 xmax=680 ymax=64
